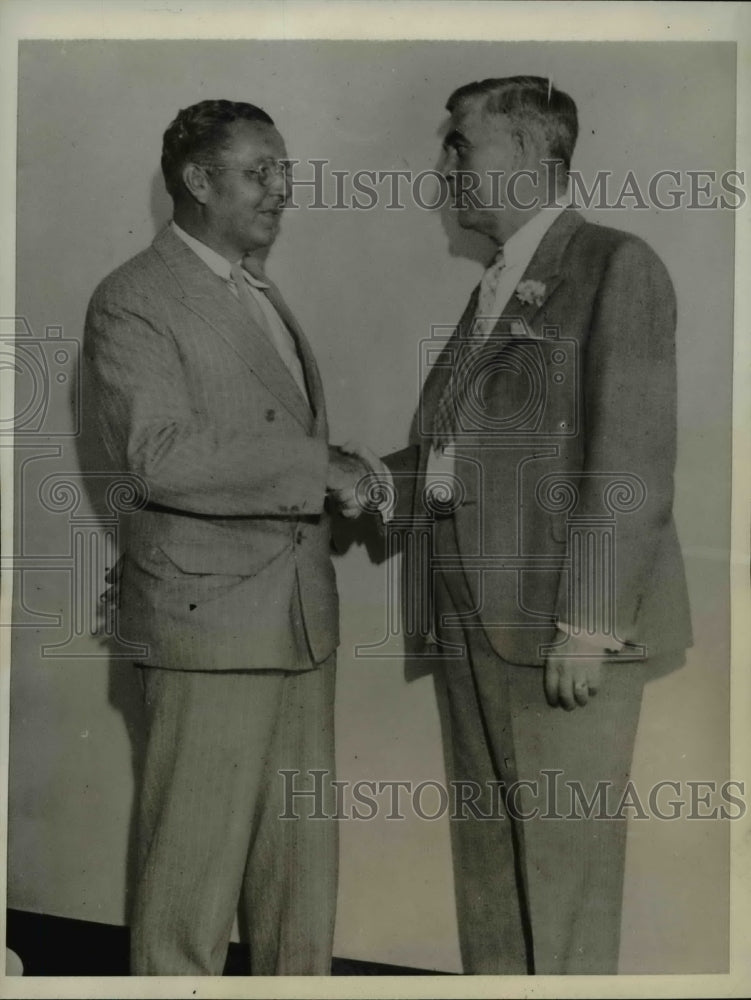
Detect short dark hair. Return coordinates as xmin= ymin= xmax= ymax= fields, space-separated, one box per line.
xmin=161 ymin=99 xmax=275 ymax=200
xmin=446 ymin=76 xmax=578 ymax=173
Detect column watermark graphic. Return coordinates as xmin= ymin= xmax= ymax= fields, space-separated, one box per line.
xmin=2 ymin=316 xmax=150 ymax=659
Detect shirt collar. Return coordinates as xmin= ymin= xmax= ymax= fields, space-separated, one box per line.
xmin=499 ymin=188 xmax=572 ymax=270
xmin=170 ymin=221 xmax=269 ymax=288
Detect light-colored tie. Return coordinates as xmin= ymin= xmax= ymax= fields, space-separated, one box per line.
xmin=229 ymin=261 xmax=309 ymax=403
xmin=230 ymin=260 xmax=271 ymax=332
xmin=474 ymin=247 xmax=508 ymax=339
xmin=432 ymin=247 xmax=506 ymax=451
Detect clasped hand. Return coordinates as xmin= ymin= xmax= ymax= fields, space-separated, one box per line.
xmin=327 ymin=444 xmax=374 ymax=519
xmin=327 ymin=445 xmax=607 ymax=710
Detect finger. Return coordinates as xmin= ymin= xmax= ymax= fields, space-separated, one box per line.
xmin=336 ymin=490 xmax=362 ymax=518
xmin=353 ymin=459 xmax=371 ymax=482
xmin=544 ymin=660 xmax=561 ymax=707
xmin=338 ymin=439 xmax=360 ymax=456
xmin=573 ymin=680 xmax=589 ymax=707
xmin=557 ymin=668 xmax=576 ymax=711
xmin=339 ymin=441 xmax=372 ymax=474
xmin=587 ymin=661 xmax=602 ymax=697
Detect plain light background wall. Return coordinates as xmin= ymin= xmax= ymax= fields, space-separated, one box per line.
xmin=11 ymin=40 xmax=734 ymax=973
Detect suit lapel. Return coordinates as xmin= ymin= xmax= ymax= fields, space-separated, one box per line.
xmin=416 ymin=210 xmax=586 ymax=490
xmin=422 ymin=210 xmax=585 ymax=420
xmin=414 ymin=285 xmax=480 ymax=486
xmin=250 ymin=273 xmax=328 ymax=438
xmin=421 ymin=284 xmax=481 ymax=427
xmin=152 ymin=226 xmax=314 ymax=431
xmin=495 ymin=207 xmax=585 ymax=338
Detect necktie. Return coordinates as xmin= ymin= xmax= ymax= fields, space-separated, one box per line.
xmin=229 ymin=261 xmax=310 ymax=403
xmin=230 ymin=260 xmax=271 ymax=332
xmin=432 ymin=247 xmax=506 ymax=451
xmin=474 ymin=247 xmax=507 ymax=338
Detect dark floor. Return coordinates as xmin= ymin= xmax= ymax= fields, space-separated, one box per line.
xmin=6 ymin=908 xmax=448 ymax=976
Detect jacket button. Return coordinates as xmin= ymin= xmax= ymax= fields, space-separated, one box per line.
xmin=265 ymin=408 xmax=276 ymax=422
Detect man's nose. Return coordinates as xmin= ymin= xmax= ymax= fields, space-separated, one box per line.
xmin=439 ymin=148 xmax=457 ymax=181
xmin=269 ymin=166 xmax=288 ymax=197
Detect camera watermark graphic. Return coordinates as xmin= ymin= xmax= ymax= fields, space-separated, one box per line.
xmin=415 ymin=319 xmax=579 ymax=440
xmin=353 ymin=317 xmax=646 ymax=659
xmin=278 ymin=770 xmax=747 ymax=822
xmin=0 ymin=317 xmax=81 ymax=437
xmin=3 ymin=316 xmax=150 ymax=659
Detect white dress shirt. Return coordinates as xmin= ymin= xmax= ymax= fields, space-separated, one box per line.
xmin=171 ymin=221 xmax=309 ymax=403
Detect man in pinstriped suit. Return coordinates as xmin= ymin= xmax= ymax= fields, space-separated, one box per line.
xmin=84 ymin=100 xmax=365 ymax=975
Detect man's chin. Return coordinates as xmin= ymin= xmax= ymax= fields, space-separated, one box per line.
xmin=455 ymin=208 xmax=480 ymax=232
xmin=249 ymin=225 xmax=279 ymax=250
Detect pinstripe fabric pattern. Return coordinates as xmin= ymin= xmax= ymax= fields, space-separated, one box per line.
xmin=85 ymin=225 xmax=340 ymax=974
xmin=229 ymin=260 xmax=310 ymax=403
xmin=131 ymin=657 xmax=337 ymax=975
xmin=84 ymin=224 xmax=338 ymax=671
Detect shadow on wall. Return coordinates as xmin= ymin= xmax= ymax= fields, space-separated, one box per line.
xmin=76 ymin=165 xmax=172 ymax=921
xmin=74 ymin=351 xmax=148 ymax=927
xmin=150 ymin=169 xmax=173 ymax=235
xmin=72 ymin=169 xmax=177 ymax=927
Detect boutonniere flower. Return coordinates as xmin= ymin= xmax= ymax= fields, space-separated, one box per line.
xmin=515 ymin=279 xmax=547 ymax=308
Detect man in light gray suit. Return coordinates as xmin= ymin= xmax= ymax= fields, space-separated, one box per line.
xmin=85 ymin=100 xmax=364 ymax=976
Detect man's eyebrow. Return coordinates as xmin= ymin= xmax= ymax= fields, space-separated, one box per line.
xmin=443 ymin=129 xmax=470 ymax=150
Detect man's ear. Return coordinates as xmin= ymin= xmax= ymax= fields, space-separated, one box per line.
xmin=182 ymin=162 xmax=212 ymax=205
xmin=511 ymin=125 xmax=535 ymax=170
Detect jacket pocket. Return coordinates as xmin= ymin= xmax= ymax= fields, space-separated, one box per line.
xmin=153 ymin=538 xmax=291 ymax=577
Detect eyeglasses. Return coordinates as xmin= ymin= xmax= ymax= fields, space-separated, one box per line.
xmin=201 ymin=159 xmax=291 ymax=188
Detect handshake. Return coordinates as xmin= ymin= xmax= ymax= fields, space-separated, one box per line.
xmin=326 ymin=443 xmax=386 ymax=519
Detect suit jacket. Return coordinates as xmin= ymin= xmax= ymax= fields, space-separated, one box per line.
xmin=84 ymin=225 xmax=338 ymax=672
xmin=385 ymin=209 xmax=692 ymax=666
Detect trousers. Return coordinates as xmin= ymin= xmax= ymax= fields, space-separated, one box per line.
xmin=433 ymin=517 xmax=646 ymax=974
xmin=130 ymin=655 xmax=337 ymax=975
